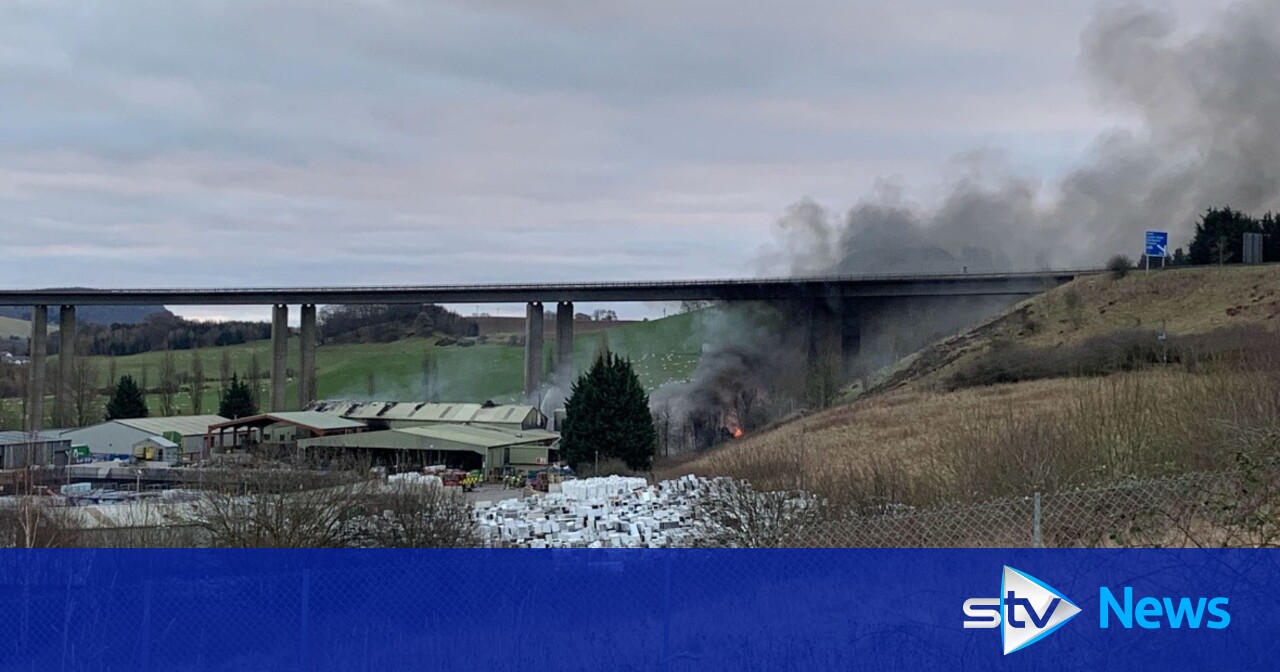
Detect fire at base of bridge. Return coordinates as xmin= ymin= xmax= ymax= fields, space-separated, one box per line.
xmin=649 ymin=292 xmax=1025 ymax=453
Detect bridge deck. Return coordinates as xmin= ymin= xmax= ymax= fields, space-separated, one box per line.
xmin=0 ymin=269 xmax=1096 ymax=305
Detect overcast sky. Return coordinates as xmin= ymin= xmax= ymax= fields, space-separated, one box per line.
xmin=0 ymin=0 xmax=1233 ymax=320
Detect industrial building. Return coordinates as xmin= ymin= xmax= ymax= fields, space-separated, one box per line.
xmin=0 ymin=431 xmax=72 ymax=469
xmin=297 ymin=424 xmax=559 ymax=475
xmin=60 ymin=415 xmax=234 ymax=462
xmin=308 ymin=400 xmax=547 ymax=432
xmin=207 ymin=411 xmax=367 ymax=453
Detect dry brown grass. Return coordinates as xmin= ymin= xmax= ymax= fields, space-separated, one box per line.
xmin=664 ymin=361 xmax=1280 ymax=509
xmin=874 ymin=264 xmax=1280 ymax=393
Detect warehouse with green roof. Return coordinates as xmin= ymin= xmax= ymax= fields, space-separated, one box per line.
xmin=297 ymin=424 xmax=559 ymax=474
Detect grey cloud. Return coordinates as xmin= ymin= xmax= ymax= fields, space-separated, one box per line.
xmin=0 ymin=0 xmax=1242 ymax=308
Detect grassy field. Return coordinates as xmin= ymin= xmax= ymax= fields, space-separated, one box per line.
xmin=0 ymin=310 xmax=708 ymax=429
xmin=0 ymin=315 xmax=57 ymax=341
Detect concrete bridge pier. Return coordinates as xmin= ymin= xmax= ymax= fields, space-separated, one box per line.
xmin=271 ymin=304 xmax=288 ymax=412
xmin=524 ymin=302 xmax=544 ymax=400
xmin=805 ymin=298 xmax=846 ymax=409
xmin=57 ymin=305 xmax=76 ymax=427
xmin=298 ymin=304 xmax=317 ymax=408
xmin=26 ymin=306 xmax=48 ymax=432
xmin=555 ymin=301 xmax=574 ymax=384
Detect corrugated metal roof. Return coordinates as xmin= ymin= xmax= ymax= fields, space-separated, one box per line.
xmin=396 ymin=424 xmax=555 ymax=447
xmin=410 ymin=403 xmax=484 ymax=422
xmin=472 ymin=406 xmax=536 ymax=424
xmin=0 ymin=431 xmax=70 ymax=445
xmin=308 ymin=400 xmax=538 ymax=424
xmin=263 ymin=411 xmax=366 ymax=431
xmin=137 ymin=435 xmax=179 ymax=448
xmin=115 ymin=415 xmax=229 ymax=437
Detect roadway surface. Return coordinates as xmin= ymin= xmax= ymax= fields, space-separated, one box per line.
xmin=0 ymin=269 xmax=1097 ymax=306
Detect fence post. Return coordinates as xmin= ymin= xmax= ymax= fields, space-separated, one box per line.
xmin=661 ymin=552 xmax=672 ymax=672
xmin=300 ymin=569 xmax=312 ymax=668
xmin=1032 ymin=492 xmax=1043 ymax=548
xmin=140 ymin=581 xmax=153 ymax=670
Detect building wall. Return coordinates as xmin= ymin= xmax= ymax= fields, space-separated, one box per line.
xmin=507 ymin=445 xmax=552 ymax=469
xmin=63 ymin=422 xmax=229 ymax=458
xmin=0 ymin=439 xmax=70 ymax=469
xmin=62 ymin=423 xmax=153 ymax=457
xmin=131 ymin=438 xmax=179 ymax=462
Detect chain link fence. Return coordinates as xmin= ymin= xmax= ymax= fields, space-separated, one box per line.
xmin=788 ymin=468 xmax=1280 ymax=548
xmin=5 ymin=467 xmax=1279 ymax=550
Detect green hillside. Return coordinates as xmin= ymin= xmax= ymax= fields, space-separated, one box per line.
xmin=0 ymin=315 xmax=57 ymax=340
xmin=0 ymin=310 xmax=707 ymax=429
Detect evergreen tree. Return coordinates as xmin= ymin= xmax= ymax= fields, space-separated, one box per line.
xmin=219 ymin=374 xmax=258 ymax=419
xmin=560 ymin=352 xmax=657 ymax=472
xmin=1188 ymin=206 xmax=1256 ymax=265
xmin=105 ymin=374 xmax=148 ymax=420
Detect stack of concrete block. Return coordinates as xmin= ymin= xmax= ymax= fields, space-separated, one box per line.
xmin=560 ymin=475 xmax=647 ymax=501
xmin=474 ymin=476 xmax=712 ymax=548
xmin=387 ymin=472 xmax=443 ymax=488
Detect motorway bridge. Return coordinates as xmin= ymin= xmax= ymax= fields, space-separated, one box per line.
xmin=1 ymin=268 xmax=1097 ymax=432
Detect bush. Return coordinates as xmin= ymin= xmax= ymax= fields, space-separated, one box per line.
xmin=1106 ymin=254 xmax=1133 ymax=279
xmin=948 ymin=329 xmax=1173 ymax=390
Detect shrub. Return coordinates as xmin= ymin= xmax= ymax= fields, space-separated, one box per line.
xmin=1106 ymin=254 xmax=1133 ymax=279
xmin=948 ymin=329 xmax=1173 ymax=390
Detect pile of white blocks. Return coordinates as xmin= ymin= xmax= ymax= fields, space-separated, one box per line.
xmin=475 ymin=475 xmax=708 ymax=548
xmin=386 ymin=472 xmax=443 ymax=488
xmin=559 ymin=475 xmax=647 ymax=501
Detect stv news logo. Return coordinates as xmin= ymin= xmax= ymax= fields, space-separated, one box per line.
xmin=962 ymin=566 xmax=1232 ymax=655
xmin=962 ymin=566 xmax=1081 ymax=655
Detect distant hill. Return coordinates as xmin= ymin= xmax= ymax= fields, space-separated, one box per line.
xmin=0 ymin=304 xmax=168 ymax=326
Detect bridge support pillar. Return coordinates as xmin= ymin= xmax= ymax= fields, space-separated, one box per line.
xmin=298 ymin=304 xmax=317 ymax=408
xmin=524 ymin=302 xmax=544 ymax=401
xmin=271 ymin=304 xmax=288 ymax=412
xmin=26 ymin=306 xmax=47 ymax=432
xmin=554 ymin=301 xmax=574 ymax=385
xmin=57 ymin=305 xmax=76 ymax=427
xmin=805 ymin=298 xmax=846 ymax=410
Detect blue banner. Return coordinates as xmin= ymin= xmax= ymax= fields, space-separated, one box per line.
xmin=0 ymin=549 xmax=1275 ymax=671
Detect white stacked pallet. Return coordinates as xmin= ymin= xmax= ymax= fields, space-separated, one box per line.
xmin=474 ymin=476 xmax=709 ymax=548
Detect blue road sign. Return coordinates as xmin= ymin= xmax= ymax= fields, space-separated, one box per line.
xmin=1145 ymin=230 xmax=1168 ymax=257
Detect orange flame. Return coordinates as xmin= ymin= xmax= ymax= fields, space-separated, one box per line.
xmin=731 ymin=426 xmax=744 ymax=439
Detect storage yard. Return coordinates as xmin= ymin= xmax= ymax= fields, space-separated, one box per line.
xmin=0 ymin=472 xmax=760 ymax=548
xmin=478 ymin=475 xmax=718 ymax=548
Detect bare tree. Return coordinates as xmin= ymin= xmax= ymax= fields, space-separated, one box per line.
xmin=689 ymin=478 xmax=824 ymax=548
xmin=107 ymin=357 xmax=117 ymax=391
xmin=247 ymin=352 xmax=262 ymax=410
xmin=71 ymin=341 xmax=101 ymax=427
xmin=0 ymin=468 xmax=81 ymax=548
xmin=185 ymin=470 xmax=371 ymax=547
xmin=421 ymin=350 xmax=440 ymax=402
xmin=219 ymin=348 xmax=232 ymax=395
xmin=652 ymin=402 xmax=673 ymax=458
xmin=159 ymin=350 xmax=178 ymax=417
xmin=181 ymin=467 xmax=481 ymax=548
xmin=357 ymin=481 xmax=481 ymax=547
xmin=191 ymin=346 xmax=206 ymax=414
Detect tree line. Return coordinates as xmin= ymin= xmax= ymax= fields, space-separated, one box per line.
xmin=35 ymin=303 xmax=480 ymax=359
xmin=318 ymin=304 xmax=478 ymax=344
xmin=1180 ymin=206 xmax=1280 ymax=265
xmin=56 ymin=312 xmax=273 ymax=357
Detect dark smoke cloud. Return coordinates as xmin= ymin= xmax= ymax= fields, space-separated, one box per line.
xmin=770 ymin=0 xmax=1280 ymax=273
xmin=656 ymin=1 xmax=1280 ymax=451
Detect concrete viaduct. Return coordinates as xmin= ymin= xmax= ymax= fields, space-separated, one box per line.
xmin=0 ymin=269 xmax=1092 ymax=431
